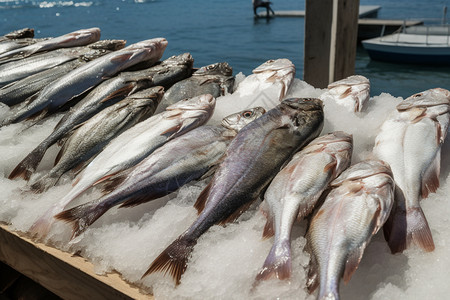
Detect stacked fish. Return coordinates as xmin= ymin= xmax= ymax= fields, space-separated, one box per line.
xmin=1 ymin=27 xmax=449 ymax=300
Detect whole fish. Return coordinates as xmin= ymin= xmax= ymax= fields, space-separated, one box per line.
xmin=9 ymin=73 xmax=155 ymax=181
xmin=0 ymin=28 xmax=34 ymax=41
xmin=373 ymin=88 xmax=450 ymax=253
xmin=0 ymin=27 xmax=101 ymax=62
xmin=29 ymin=94 xmax=216 ymax=239
xmin=0 ymin=38 xmax=167 ymax=127
xmin=320 ymin=75 xmax=370 ymax=113
xmin=55 ymin=107 xmax=266 ymax=238
xmin=155 ymin=62 xmax=234 ymax=113
xmin=28 ymin=86 xmax=164 ymax=193
xmin=255 ymin=132 xmax=353 ymax=282
xmin=143 ymin=97 xmax=324 ymax=285
xmin=306 ymin=160 xmax=394 ymax=300
xmin=0 ymin=40 xmax=127 ymax=106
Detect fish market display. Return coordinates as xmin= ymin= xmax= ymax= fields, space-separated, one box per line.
xmin=29 ymin=86 xmax=164 ymax=193
xmin=144 ymin=97 xmax=324 ymax=284
xmin=320 ymin=75 xmax=370 ymax=112
xmin=373 ymin=88 xmax=450 ymax=253
xmin=55 ymin=107 xmax=265 ymax=238
xmin=256 ymin=131 xmax=353 ymax=282
xmin=306 ymin=160 xmax=395 ymax=300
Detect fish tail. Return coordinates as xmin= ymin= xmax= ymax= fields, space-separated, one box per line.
xmin=9 ymin=145 xmax=47 ymax=180
xmin=28 ymin=216 xmax=54 ymax=241
xmin=29 ymin=173 xmax=60 ymax=193
xmin=383 ymin=187 xmax=408 ymax=254
xmin=406 ymin=206 xmax=435 ymax=252
xmin=142 ymin=236 xmax=196 ymax=285
xmin=318 ymin=288 xmax=340 ymax=300
xmin=255 ymin=239 xmax=291 ymax=281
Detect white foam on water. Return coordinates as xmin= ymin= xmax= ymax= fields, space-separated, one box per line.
xmin=0 ymin=74 xmax=449 ymax=300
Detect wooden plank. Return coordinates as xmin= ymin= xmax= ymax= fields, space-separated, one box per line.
xmin=0 ymin=224 xmax=152 ymax=300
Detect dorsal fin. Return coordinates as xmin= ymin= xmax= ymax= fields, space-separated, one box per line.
xmin=193 ymin=181 xmax=212 ymax=214
xmin=421 ymin=149 xmax=441 ymax=199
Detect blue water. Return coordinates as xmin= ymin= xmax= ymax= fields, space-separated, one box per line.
xmin=1 ymin=0 xmax=449 ymax=97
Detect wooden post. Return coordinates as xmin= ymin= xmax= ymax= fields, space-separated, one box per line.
xmin=304 ymin=0 xmax=360 ymax=88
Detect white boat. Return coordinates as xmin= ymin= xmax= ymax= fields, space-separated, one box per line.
xmin=361 ymin=25 xmax=450 ymax=64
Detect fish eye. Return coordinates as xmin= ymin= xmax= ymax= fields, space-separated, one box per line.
xmin=243 ymin=111 xmax=253 ymax=118
xmin=413 ymin=93 xmax=423 ymax=98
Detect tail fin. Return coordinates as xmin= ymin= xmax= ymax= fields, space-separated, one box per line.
xmin=406 ymin=206 xmax=435 ymax=252
xmin=383 ymin=186 xmax=408 ymax=254
xmin=255 ymin=239 xmax=291 ymax=282
xmin=142 ymin=236 xmax=196 ymax=285
xmin=9 ymin=145 xmax=47 ymax=180
xmin=28 ymin=173 xmax=60 ymax=193
xmin=54 ymin=200 xmax=107 ymax=239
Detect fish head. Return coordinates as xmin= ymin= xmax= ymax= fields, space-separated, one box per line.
xmin=166 ymin=94 xmax=216 ymax=120
xmin=398 ymin=88 xmax=450 ymax=111
xmin=162 ymin=53 xmax=194 ymax=68
xmin=68 ymin=27 xmax=101 ymax=44
xmin=326 ymin=75 xmax=371 ymax=112
xmin=252 ymin=59 xmax=296 ymax=100
xmin=127 ymin=86 xmax=165 ymax=121
xmin=88 ymin=39 xmax=127 ymax=51
xmin=194 ymin=62 xmax=233 ymax=76
xmin=124 ymin=38 xmax=168 ymax=63
xmin=221 ymin=107 xmax=266 ymax=132
xmin=279 ymin=98 xmax=324 ymax=132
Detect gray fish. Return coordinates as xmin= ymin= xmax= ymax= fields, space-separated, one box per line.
xmin=8 ymin=73 xmax=156 ymax=181
xmin=0 ymin=38 xmax=167 ymax=127
xmin=55 ymin=107 xmax=265 ymax=238
xmin=155 ymin=62 xmax=234 ymax=113
xmin=0 ymin=40 xmax=127 ymax=107
xmin=0 ymin=28 xmax=101 ymax=62
xmin=306 ymin=160 xmax=394 ymax=300
xmin=28 ymin=86 xmax=164 ymax=193
xmin=0 ymin=28 xmax=34 ymax=41
xmin=143 ymin=97 xmax=324 ymax=285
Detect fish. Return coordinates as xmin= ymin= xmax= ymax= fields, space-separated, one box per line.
xmin=320 ymin=75 xmax=370 ymax=113
xmin=0 ymin=28 xmax=34 ymax=41
xmin=0 ymin=27 xmax=101 ymax=62
xmin=373 ymin=88 xmax=450 ymax=253
xmin=0 ymin=38 xmax=167 ymax=127
xmin=0 ymin=40 xmax=127 ymax=107
xmin=155 ymin=62 xmax=234 ymax=113
xmin=28 ymin=94 xmax=216 ymax=239
xmin=28 ymin=86 xmax=164 ymax=193
xmin=221 ymin=107 xmax=266 ymax=131
xmin=8 ymin=72 xmax=156 ymax=181
xmin=54 ymin=107 xmax=266 ymax=238
xmin=143 ymin=97 xmax=324 ymax=285
xmin=306 ymin=159 xmax=395 ymax=300
xmin=0 ymin=38 xmax=43 ymax=55
xmin=255 ymin=131 xmax=353 ymax=282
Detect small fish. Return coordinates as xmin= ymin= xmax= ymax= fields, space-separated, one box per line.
xmin=155 ymin=62 xmax=234 ymax=113
xmin=373 ymin=88 xmax=450 ymax=253
xmin=0 ymin=38 xmax=167 ymax=127
xmin=143 ymin=97 xmax=324 ymax=285
xmin=320 ymin=75 xmax=370 ymax=112
xmin=0 ymin=28 xmax=101 ymax=62
xmin=306 ymin=160 xmax=395 ymax=300
xmin=28 ymin=86 xmax=164 ymax=193
xmin=29 ymin=94 xmax=216 ymax=239
xmin=54 ymin=107 xmax=265 ymax=238
xmin=255 ymin=132 xmax=353 ymax=282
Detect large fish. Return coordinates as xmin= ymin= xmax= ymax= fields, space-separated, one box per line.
xmin=320 ymin=75 xmax=370 ymax=113
xmin=28 ymin=86 xmax=164 ymax=193
xmin=255 ymin=132 xmax=353 ymax=282
xmin=373 ymin=88 xmax=450 ymax=253
xmin=55 ymin=107 xmax=266 ymax=238
xmin=0 ymin=28 xmax=101 ymax=62
xmin=0 ymin=38 xmax=167 ymax=127
xmin=29 ymin=94 xmax=216 ymax=239
xmin=8 ymin=72 xmax=155 ymax=181
xmin=155 ymin=62 xmax=234 ymax=113
xmin=143 ymin=97 xmax=324 ymax=285
xmin=306 ymin=160 xmax=395 ymax=300
xmin=0 ymin=40 xmax=127 ymax=106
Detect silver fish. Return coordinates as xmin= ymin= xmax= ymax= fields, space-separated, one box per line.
xmin=155 ymin=62 xmax=234 ymax=113
xmin=0 ymin=38 xmax=41 ymax=55
xmin=320 ymin=75 xmax=370 ymax=113
xmin=0 ymin=38 xmax=167 ymax=127
xmin=221 ymin=107 xmax=266 ymax=131
xmin=0 ymin=28 xmax=101 ymax=62
xmin=0 ymin=40 xmax=127 ymax=107
xmin=28 ymin=86 xmax=164 ymax=193
xmin=373 ymin=88 xmax=450 ymax=253
xmin=29 ymin=94 xmax=216 ymax=239
xmin=55 ymin=107 xmax=265 ymax=238
xmin=255 ymin=132 xmax=353 ymax=282
xmin=143 ymin=97 xmax=324 ymax=285
xmin=306 ymin=160 xmax=395 ymax=300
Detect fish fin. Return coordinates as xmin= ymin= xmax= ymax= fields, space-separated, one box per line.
xmin=142 ymin=236 xmax=196 ymax=285
xmin=54 ymin=143 xmax=67 ymax=166
xmin=218 ymin=199 xmax=256 ymax=225
xmin=383 ymin=186 xmax=408 ymax=254
xmin=406 ymin=206 xmax=435 ymax=252
xmin=305 ymin=243 xmax=320 ymax=294
xmin=421 ymin=149 xmax=441 ymax=199
xmin=339 ymin=87 xmax=352 ymax=99
xmin=323 ymin=160 xmax=337 ymax=174
xmin=260 ymin=201 xmax=274 ymax=239
xmin=193 ymin=181 xmax=212 ymax=214
xmin=28 ymin=218 xmax=53 ymax=241
xmin=8 ymin=146 xmax=47 ymax=181
xmin=101 ymin=173 xmax=129 ymax=194
xmin=160 ymin=124 xmax=182 ymax=136
xmin=92 ymin=172 xmax=120 ymax=186
xmin=255 ymin=240 xmax=291 ymax=281
xmin=343 ymin=245 xmax=365 ymax=284
xmin=100 ymin=84 xmax=134 ymax=103
xmin=110 ymin=53 xmax=133 ymax=63
xmin=119 ymin=192 xmax=166 ymax=208
xmin=29 ymin=174 xmax=60 ymax=194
